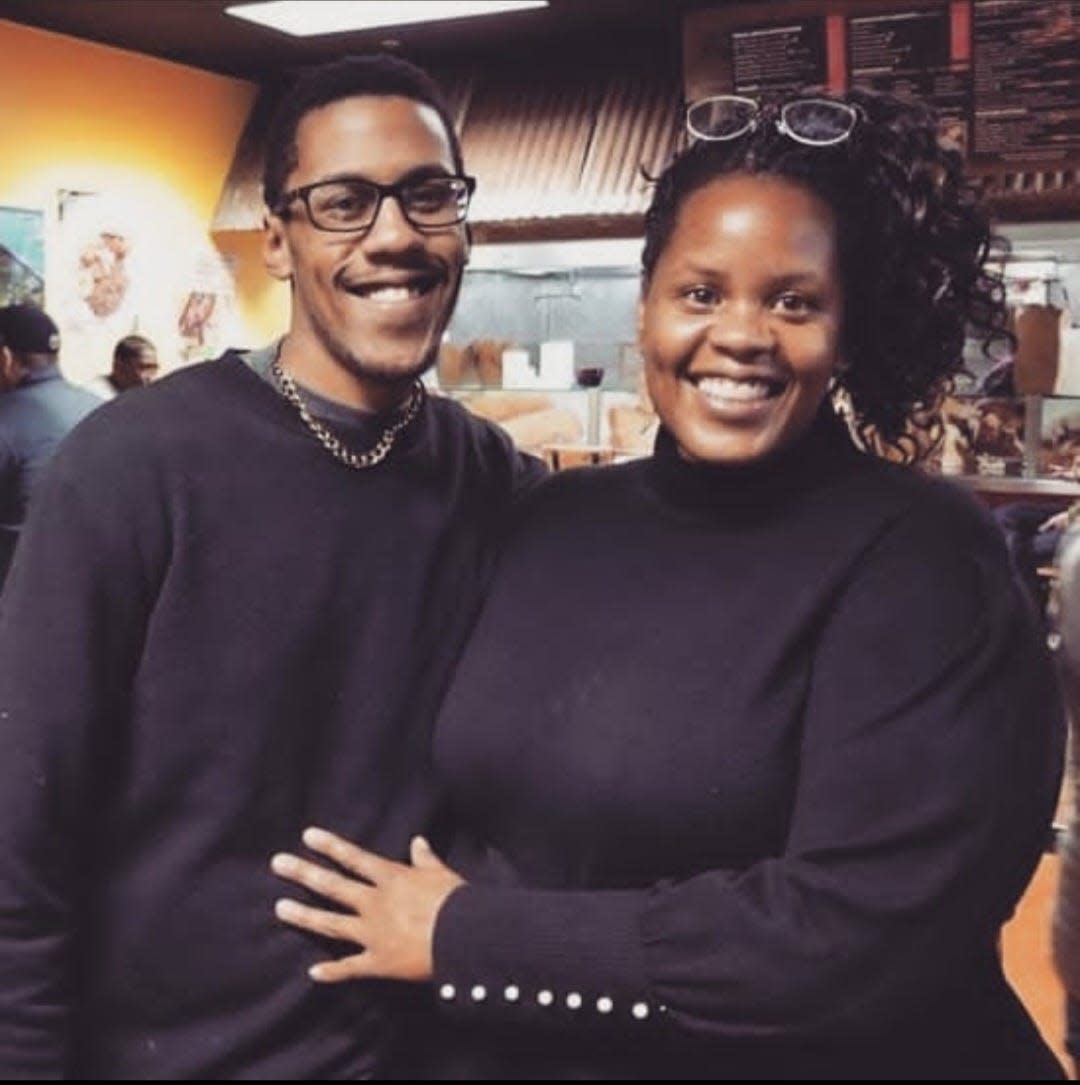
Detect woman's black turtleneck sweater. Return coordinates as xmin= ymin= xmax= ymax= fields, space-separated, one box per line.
xmin=426 ymin=408 xmax=1066 ymax=1080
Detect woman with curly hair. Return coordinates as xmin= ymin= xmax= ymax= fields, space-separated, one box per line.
xmin=271 ymin=89 xmax=1066 ymax=1079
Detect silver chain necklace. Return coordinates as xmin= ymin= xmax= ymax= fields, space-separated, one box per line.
xmin=271 ymin=358 xmax=425 ymax=470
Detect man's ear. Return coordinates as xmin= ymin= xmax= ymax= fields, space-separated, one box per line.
xmin=262 ymin=211 xmax=294 ymax=282
xmin=0 ymin=345 xmax=25 ymax=392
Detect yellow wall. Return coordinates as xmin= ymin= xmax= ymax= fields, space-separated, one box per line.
xmin=216 ymin=231 xmax=287 ymax=355
xmin=0 ymin=19 xmax=287 ymax=380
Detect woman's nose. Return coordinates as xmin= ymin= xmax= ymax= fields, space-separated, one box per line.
xmin=705 ymin=302 xmax=774 ymax=358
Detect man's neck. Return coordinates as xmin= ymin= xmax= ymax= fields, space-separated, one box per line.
xmin=277 ymin=336 xmax=414 ymax=414
xmin=20 ymin=361 xmax=61 ymax=386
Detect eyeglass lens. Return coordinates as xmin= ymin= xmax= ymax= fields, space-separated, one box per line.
xmin=686 ymin=97 xmax=758 ymax=141
xmin=307 ymin=177 xmax=469 ymax=231
xmin=779 ymin=99 xmax=856 ymax=145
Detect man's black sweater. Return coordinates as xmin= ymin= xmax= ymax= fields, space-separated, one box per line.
xmin=0 ymin=352 xmax=541 ymax=1079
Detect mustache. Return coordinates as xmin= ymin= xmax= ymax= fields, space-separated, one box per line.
xmin=334 ymin=254 xmax=458 ymax=289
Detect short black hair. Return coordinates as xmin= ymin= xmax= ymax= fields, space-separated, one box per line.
xmin=113 ymin=334 xmax=156 ymax=367
xmin=262 ymin=53 xmax=464 ymax=213
xmin=642 ymin=88 xmax=1010 ymax=450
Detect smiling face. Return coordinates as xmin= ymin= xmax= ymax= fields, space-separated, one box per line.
xmin=264 ymin=94 xmax=468 ymax=410
xmin=639 ymin=173 xmax=843 ymax=465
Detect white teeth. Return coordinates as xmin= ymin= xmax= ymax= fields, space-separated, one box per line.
xmin=696 ymin=376 xmax=775 ymax=403
xmin=360 ymin=284 xmax=422 ymax=302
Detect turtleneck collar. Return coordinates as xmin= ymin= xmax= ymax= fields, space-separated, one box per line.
xmin=643 ymin=405 xmax=864 ymax=515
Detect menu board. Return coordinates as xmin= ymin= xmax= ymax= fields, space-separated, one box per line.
xmin=848 ymin=8 xmax=971 ymax=151
xmin=684 ymin=0 xmax=1080 ymax=170
xmin=731 ymin=19 xmax=828 ymax=95
xmin=972 ymin=0 xmax=1080 ymax=163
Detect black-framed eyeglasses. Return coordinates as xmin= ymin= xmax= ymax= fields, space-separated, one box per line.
xmin=686 ymin=95 xmax=860 ymax=147
xmin=276 ymin=174 xmax=477 ymax=233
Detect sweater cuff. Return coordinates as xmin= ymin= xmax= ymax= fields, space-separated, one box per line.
xmin=432 ymin=884 xmax=666 ymax=1029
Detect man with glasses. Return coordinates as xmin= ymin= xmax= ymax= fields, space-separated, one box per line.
xmin=0 ymin=54 xmax=543 ymax=1080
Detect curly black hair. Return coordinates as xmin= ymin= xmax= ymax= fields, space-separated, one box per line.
xmin=641 ymin=88 xmax=1011 ymax=452
xmin=262 ymin=54 xmax=464 ymax=216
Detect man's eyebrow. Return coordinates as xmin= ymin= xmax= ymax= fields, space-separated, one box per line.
xmin=392 ymin=165 xmax=460 ymax=185
xmin=312 ymin=165 xmax=458 ymax=186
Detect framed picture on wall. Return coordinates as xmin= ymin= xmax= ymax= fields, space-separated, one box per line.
xmin=0 ymin=204 xmax=45 ymax=307
xmin=177 ymin=250 xmax=241 ymax=366
xmin=54 ymin=188 xmax=148 ymax=384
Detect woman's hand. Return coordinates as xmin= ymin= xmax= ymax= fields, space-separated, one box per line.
xmin=270 ymin=828 xmax=464 ymax=983
xmin=1039 ymin=510 xmax=1070 ymax=533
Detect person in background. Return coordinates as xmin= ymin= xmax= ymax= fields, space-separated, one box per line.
xmin=0 ymin=53 xmax=542 ymax=1079
xmin=0 ymin=302 xmax=100 ymax=586
xmin=994 ymin=499 xmax=1079 ymax=622
xmin=1052 ymin=520 xmax=1080 ymax=1080
xmin=87 ymin=332 xmax=160 ymax=399
xmin=273 ymin=89 xmax=1066 ymax=1079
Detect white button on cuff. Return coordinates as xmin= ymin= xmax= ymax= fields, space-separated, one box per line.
xmin=470 ymin=984 xmax=487 ymax=1003
xmin=438 ymin=983 xmax=456 ymax=1001
xmin=597 ymin=996 xmax=614 ymax=1014
xmin=537 ymin=989 xmax=555 ymax=1007
xmin=504 ymin=984 xmax=520 ymax=1003
xmin=631 ymin=1001 xmax=650 ymax=1020
xmin=566 ymin=992 xmax=583 ymax=1010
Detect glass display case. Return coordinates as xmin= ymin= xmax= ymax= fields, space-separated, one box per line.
xmin=936 ymin=222 xmax=1080 ymax=502
xmin=434 ymin=238 xmax=657 ymax=461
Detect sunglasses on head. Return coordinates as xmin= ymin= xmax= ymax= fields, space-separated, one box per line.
xmin=685 ymin=95 xmax=860 ymax=147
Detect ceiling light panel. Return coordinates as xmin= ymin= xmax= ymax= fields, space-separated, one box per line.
xmin=226 ymin=1 xmax=549 ymax=37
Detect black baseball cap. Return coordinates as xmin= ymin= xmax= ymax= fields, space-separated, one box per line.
xmin=0 ymin=304 xmax=61 ymax=354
